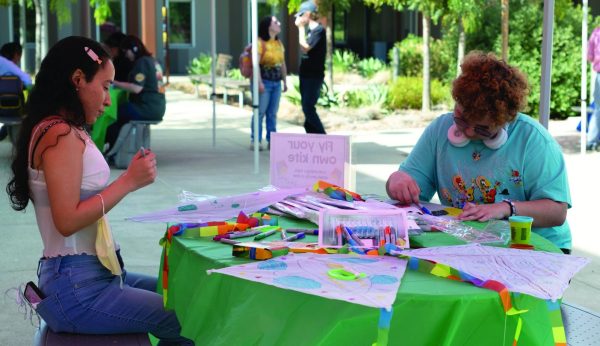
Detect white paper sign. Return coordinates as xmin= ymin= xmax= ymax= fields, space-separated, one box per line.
xmin=269 ymin=132 xmax=351 ymax=189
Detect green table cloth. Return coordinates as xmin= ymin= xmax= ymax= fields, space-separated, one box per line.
xmin=160 ymin=218 xmax=561 ymax=346
xmin=91 ymin=87 xmax=127 ymax=151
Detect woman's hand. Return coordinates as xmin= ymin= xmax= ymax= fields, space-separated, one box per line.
xmin=282 ymin=81 xmax=288 ymax=92
xmin=386 ymin=170 xmax=421 ymax=205
xmin=259 ymin=81 xmax=265 ymax=93
xmin=458 ymin=202 xmax=510 ymax=222
xmin=122 ymin=149 xmax=157 ymax=192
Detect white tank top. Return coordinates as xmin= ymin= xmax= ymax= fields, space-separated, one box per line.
xmin=28 ymin=120 xmax=112 ymax=258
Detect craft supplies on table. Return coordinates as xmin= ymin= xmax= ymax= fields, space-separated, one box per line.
xmin=232 ymin=241 xmax=289 ymax=260
xmin=318 ymin=209 xmax=409 ymax=249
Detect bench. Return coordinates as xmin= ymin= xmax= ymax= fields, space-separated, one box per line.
xmin=0 ymin=76 xmax=25 ymax=145
xmin=561 ymin=301 xmax=600 ymax=345
xmin=105 ymin=120 xmax=161 ymax=169
xmin=34 ymin=320 xmax=151 ymax=345
xmin=189 ymin=53 xmax=250 ymax=108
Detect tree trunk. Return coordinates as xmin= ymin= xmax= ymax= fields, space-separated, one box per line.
xmin=33 ymin=0 xmax=48 ymax=71
xmin=457 ymin=18 xmax=465 ymax=76
xmin=325 ymin=8 xmax=334 ymax=93
xmin=19 ymin=0 xmax=27 ymax=71
xmin=501 ymin=0 xmax=509 ymax=61
xmin=33 ymin=0 xmax=41 ymax=70
xmin=422 ymin=14 xmax=431 ymax=112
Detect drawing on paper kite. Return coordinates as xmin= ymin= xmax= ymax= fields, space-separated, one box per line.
xmin=208 ymin=253 xmax=407 ymax=310
xmin=127 ymin=187 xmax=305 ymax=223
xmin=399 ymin=243 xmax=589 ymax=301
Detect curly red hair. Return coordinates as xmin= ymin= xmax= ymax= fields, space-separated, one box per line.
xmin=452 ymin=51 xmax=529 ymax=127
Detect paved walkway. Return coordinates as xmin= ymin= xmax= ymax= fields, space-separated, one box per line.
xmin=0 ymin=88 xmax=598 ymax=344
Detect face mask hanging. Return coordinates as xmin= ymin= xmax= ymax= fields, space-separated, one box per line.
xmin=95 ymin=194 xmax=123 ymax=288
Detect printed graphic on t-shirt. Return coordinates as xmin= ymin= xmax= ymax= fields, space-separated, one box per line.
xmin=443 ymin=173 xmax=503 ymax=208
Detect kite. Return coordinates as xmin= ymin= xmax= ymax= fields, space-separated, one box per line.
xmin=128 ymin=187 xmax=305 ymax=223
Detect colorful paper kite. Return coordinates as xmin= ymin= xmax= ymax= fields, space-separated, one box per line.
xmin=208 ymin=253 xmax=407 ymax=310
xmin=128 ymin=187 xmax=305 ymax=223
xmin=399 ymin=243 xmax=589 ymax=301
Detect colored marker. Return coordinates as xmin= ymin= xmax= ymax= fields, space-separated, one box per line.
xmin=229 ymin=230 xmax=262 ymax=239
xmin=220 ymin=238 xmax=239 ymax=245
xmin=286 ymin=228 xmax=318 ymax=235
xmin=140 ymin=146 xmax=146 ymax=157
xmin=250 ymin=225 xmax=281 ymax=232
xmin=336 ymin=226 xmax=343 ymax=246
xmin=253 ymin=229 xmax=277 ymax=241
xmin=281 ymin=233 xmax=305 ymax=242
xmin=344 ymin=227 xmax=365 ymax=246
xmin=415 ymin=202 xmax=432 ymax=215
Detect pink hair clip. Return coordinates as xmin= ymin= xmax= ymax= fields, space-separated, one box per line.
xmin=84 ymin=46 xmax=102 ymax=65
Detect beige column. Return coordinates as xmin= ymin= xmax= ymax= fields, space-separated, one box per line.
xmin=140 ymin=0 xmax=157 ymax=54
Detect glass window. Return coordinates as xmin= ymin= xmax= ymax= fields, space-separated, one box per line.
xmin=333 ymin=8 xmax=346 ymax=44
xmin=98 ymin=0 xmax=125 ymax=43
xmin=169 ymin=0 xmax=193 ymax=45
xmin=11 ymin=4 xmax=36 ymax=43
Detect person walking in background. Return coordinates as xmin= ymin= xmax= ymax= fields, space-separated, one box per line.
xmin=587 ymin=27 xmax=600 ymax=151
xmin=103 ymin=32 xmax=133 ymax=82
xmin=294 ymin=1 xmax=326 ymax=134
xmin=0 ymin=41 xmax=32 ymax=141
xmin=6 ymin=36 xmax=192 ymax=344
xmin=250 ymin=16 xmax=288 ymax=151
xmin=105 ymin=35 xmax=166 ymax=153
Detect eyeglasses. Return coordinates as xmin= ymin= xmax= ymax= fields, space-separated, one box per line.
xmin=453 ymin=116 xmax=495 ymax=138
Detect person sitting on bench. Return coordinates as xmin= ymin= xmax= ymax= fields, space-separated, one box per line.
xmin=106 ymin=35 xmax=165 ymax=153
xmin=0 ymin=41 xmax=31 ymax=141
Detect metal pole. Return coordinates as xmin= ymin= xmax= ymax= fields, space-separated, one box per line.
xmin=211 ymin=0 xmax=217 ymax=148
xmin=538 ymin=0 xmax=555 ymax=129
xmin=252 ymin=0 xmax=259 ymax=173
xmin=162 ymin=0 xmax=170 ymax=85
xmin=581 ymin=0 xmax=588 ymax=155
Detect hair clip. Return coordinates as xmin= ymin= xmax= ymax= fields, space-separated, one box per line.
xmin=84 ymin=46 xmax=102 ymax=65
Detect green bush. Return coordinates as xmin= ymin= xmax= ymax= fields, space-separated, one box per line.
xmin=187 ymin=53 xmax=212 ymax=79
xmin=508 ymin=0 xmax=588 ymax=119
xmin=333 ymin=50 xmax=358 ymax=73
xmin=356 ymin=57 xmax=387 ymax=78
xmin=387 ymin=77 xmax=450 ymax=110
xmin=226 ymin=68 xmax=244 ymax=80
xmin=343 ymin=85 xmax=388 ymax=108
xmin=389 ymin=34 xmax=454 ymax=82
xmin=285 ymin=76 xmax=302 ymax=106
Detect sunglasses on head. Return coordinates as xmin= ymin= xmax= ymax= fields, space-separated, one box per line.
xmin=453 ymin=116 xmax=495 ymax=138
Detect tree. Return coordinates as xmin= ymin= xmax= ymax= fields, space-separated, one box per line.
xmin=445 ymin=0 xmax=487 ymax=75
xmin=0 ymin=0 xmax=112 ymax=72
xmin=364 ymin=0 xmax=445 ymax=112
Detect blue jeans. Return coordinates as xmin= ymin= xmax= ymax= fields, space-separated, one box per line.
xmin=36 ymin=253 xmax=193 ymax=345
xmin=299 ymin=77 xmax=326 ymax=134
xmin=251 ymin=79 xmax=281 ymax=143
xmin=589 ymin=74 xmax=600 ymax=146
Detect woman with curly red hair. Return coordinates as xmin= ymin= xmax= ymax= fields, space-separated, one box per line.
xmin=386 ymin=51 xmax=572 ymax=253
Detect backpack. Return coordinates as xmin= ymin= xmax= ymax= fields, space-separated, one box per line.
xmin=238 ymin=40 xmax=264 ymax=78
xmin=239 ymin=44 xmax=253 ymax=78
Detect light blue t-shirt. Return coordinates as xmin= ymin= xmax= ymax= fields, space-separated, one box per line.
xmin=400 ymin=113 xmax=572 ymax=249
xmin=0 ymin=55 xmax=32 ymax=87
